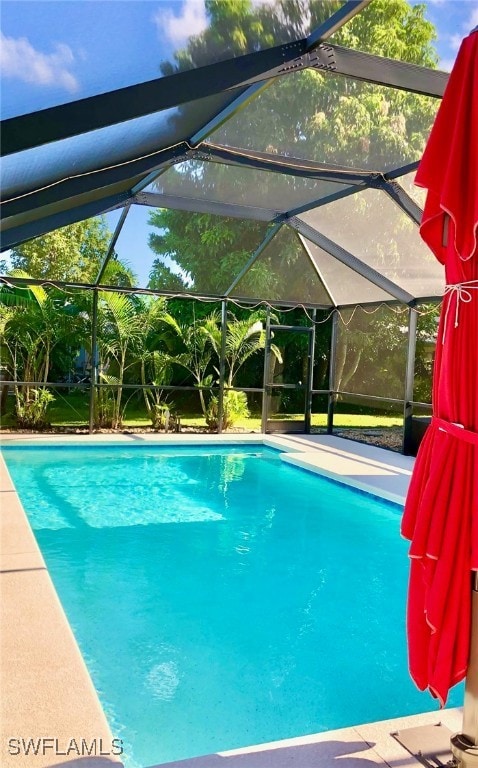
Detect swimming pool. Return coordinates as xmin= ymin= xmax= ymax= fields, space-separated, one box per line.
xmin=2 ymin=443 xmax=462 ymax=767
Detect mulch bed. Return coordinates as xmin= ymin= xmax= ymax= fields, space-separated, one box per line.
xmin=0 ymin=425 xmax=256 ymax=435
xmin=331 ymin=427 xmax=404 ymax=452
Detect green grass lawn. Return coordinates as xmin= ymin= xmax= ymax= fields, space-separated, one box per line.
xmin=1 ymin=391 xmax=403 ymax=431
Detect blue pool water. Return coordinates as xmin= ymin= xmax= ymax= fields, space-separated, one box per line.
xmin=2 ymin=443 xmax=462 ymax=767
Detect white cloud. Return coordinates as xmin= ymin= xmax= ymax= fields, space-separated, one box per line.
xmin=155 ymin=0 xmax=208 ymax=45
xmin=437 ymin=3 xmax=478 ymax=70
xmin=0 ymin=32 xmax=79 ymax=92
xmin=468 ymin=6 xmax=478 ymax=30
xmin=439 ymin=56 xmax=457 ymax=71
xmin=449 ymin=5 xmax=478 ymax=48
xmin=449 ymin=32 xmax=463 ymax=51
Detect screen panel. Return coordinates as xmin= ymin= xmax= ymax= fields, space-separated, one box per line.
xmin=298 ymin=188 xmax=444 ymax=299
xmin=112 ymin=204 xmax=272 ymax=295
xmin=334 ymin=304 xmax=409 ymax=400
xmin=230 ymin=225 xmax=331 ymax=305
xmin=301 ymin=235 xmax=397 ymax=306
xmin=395 ymin=171 xmax=427 ymax=210
xmin=414 ymin=301 xmax=440 ymax=404
xmin=2 ymin=92 xmax=238 ymax=202
xmin=148 ymin=160 xmax=346 ymax=214
xmin=328 ymin=2 xmax=439 ymax=69
xmin=207 ymin=69 xmax=439 ymax=172
xmin=0 ymin=213 xmax=123 ymax=283
xmin=332 ymin=394 xmax=404 ymax=453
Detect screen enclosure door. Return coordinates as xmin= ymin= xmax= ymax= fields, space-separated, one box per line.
xmin=262 ymin=325 xmax=314 ymax=433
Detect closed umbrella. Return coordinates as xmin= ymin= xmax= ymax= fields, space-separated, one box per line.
xmin=401 ymin=27 xmax=478 ymax=764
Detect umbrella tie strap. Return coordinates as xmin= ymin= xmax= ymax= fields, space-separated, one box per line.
xmin=433 ymin=416 xmax=478 ymax=446
xmin=442 ymin=280 xmax=478 ymax=343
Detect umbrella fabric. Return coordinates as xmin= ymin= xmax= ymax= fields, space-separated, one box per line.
xmin=416 ymin=31 xmax=478 ymax=264
xmin=401 ymin=30 xmax=478 ymax=707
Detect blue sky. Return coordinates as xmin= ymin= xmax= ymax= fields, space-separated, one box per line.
xmin=416 ymin=0 xmax=478 ymax=70
xmin=1 ymin=0 xmax=477 ymax=284
xmin=1 ymin=1 xmax=188 ymax=118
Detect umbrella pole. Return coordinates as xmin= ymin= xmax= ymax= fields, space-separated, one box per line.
xmin=451 ymin=572 xmax=478 ymax=767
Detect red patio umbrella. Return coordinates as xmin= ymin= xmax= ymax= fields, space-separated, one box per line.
xmin=401 ymin=26 xmax=478 ymax=719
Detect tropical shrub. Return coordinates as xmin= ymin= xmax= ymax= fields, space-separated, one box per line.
xmin=93 ymin=384 xmax=117 ymax=429
xmin=206 ymin=390 xmax=250 ymax=431
xmin=14 ymin=388 xmax=55 ymax=430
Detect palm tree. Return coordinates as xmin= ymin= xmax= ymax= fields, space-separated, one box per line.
xmin=94 ymin=291 xmax=145 ymax=428
xmin=0 ymin=271 xmax=88 ymax=426
xmin=201 ymin=311 xmax=282 ymax=429
xmin=202 ymin=311 xmax=282 ymax=388
xmin=157 ymin=309 xmax=282 ymax=427
xmin=135 ymin=297 xmax=175 ymax=428
xmin=158 ymin=311 xmax=220 ymax=417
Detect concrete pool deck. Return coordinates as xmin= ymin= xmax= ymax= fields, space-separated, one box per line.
xmin=0 ymin=433 xmax=463 ymax=768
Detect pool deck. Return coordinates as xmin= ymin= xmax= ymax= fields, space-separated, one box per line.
xmin=0 ymin=433 xmax=463 ymax=768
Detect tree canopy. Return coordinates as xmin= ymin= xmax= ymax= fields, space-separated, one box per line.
xmin=148 ymin=0 xmax=439 ymax=296
xmin=8 ymin=217 xmax=136 ymax=286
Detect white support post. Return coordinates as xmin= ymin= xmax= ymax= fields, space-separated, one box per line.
xmin=451 ymin=573 xmax=478 ymax=766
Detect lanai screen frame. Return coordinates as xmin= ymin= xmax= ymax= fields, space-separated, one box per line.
xmin=0 ymin=0 xmax=446 ymax=444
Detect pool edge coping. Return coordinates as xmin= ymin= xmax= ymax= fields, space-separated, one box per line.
xmin=0 ymin=451 xmax=125 ymax=768
xmin=1 ymin=431 xmax=411 ymax=506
